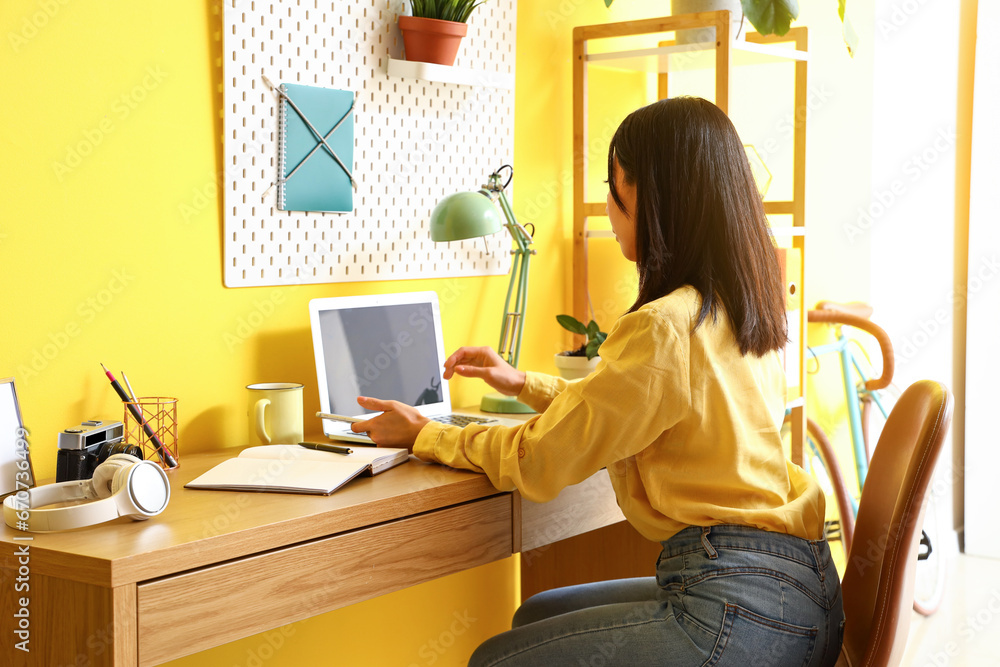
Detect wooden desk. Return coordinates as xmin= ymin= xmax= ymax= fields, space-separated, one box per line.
xmin=0 ymin=439 xmax=631 ymax=665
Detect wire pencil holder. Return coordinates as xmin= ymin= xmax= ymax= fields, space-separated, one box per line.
xmin=123 ymin=397 xmax=179 ymax=470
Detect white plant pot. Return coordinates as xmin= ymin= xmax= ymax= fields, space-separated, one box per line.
xmin=554 ymin=353 xmax=601 ymax=380
xmin=671 ymin=0 xmax=746 ymax=44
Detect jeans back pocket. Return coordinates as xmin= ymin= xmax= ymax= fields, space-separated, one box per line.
xmin=704 ymin=603 xmax=817 ymax=667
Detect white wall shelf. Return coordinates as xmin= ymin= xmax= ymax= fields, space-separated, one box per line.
xmin=387 ymin=57 xmax=514 ymax=89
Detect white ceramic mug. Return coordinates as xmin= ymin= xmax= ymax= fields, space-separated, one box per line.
xmin=247 ymin=382 xmax=304 ymax=446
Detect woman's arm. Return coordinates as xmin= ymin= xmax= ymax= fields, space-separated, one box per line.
xmin=414 ymin=309 xmax=692 ymax=502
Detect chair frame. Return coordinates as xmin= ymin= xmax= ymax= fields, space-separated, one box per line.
xmin=837 ymin=379 xmax=953 ymax=666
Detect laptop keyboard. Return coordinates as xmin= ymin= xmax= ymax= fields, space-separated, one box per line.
xmin=432 ymin=414 xmax=498 ymax=427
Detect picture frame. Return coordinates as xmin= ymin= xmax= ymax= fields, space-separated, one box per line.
xmin=1 ymin=377 xmax=35 ymax=499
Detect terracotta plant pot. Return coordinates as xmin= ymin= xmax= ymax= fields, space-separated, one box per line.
xmin=398 ymin=15 xmax=468 ymax=66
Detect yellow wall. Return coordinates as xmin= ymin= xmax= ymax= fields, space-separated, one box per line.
xmin=0 ymin=1 xmax=656 ymax=665
xmin=0 ymin=1 xmax=875 ymax=663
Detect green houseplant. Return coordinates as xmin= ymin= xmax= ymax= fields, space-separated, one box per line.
xmin=409 ymin=0 xmax=487 ymax=22
xmin=399 ymin=1 xmax=490 ymax=66
xmin=602 ymin=1 xmax=856 ymax=55
xmin=554 ymin=314 xmax=607 ymax=379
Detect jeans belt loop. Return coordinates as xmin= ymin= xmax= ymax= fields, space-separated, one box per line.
xmin=700 ymin=526 xmax=718 ymax=559
xmin=810 ymin=541 xmax=826 ymax=581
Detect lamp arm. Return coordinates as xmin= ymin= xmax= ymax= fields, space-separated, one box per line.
xmin=498 ymin=250 xmax=522 ymax=364
xmin=510 ymin=248 xmax=531 ymax=369
xmin=495 ymin=189 xmax=533 ymax=369
xmin=496 ymin=190 xmax=532 ymax=250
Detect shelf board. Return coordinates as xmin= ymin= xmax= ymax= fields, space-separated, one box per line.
xmin=769 ymin=227 xmax=806 ymax=237
xmin=585 ymin=39 xmax=808 ymax=74
xmin=387 ymin=57 xmax=513 ymax=89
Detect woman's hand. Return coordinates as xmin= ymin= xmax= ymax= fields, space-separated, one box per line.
xmin=352 ymin=396 xmax=430 ymax=450
xmin=443 ymin=346 xmax=526 ymax=397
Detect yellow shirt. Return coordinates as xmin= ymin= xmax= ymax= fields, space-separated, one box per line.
xmin=413 ymin=286 xmax=825 ymax=543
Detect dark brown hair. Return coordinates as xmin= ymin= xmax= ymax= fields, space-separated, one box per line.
xmin=608 ymin=96 xmax=787 ymax=356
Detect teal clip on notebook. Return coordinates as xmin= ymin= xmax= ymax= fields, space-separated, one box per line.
xmin=275 ymin=82 xmax=356 ymax=213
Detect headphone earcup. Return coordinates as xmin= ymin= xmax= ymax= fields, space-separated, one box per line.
xmin=114 ymin=460 xmax=171 ymax=519
xmin=111 ymin=460 xmax=138 ymax=495
xmin=91 ymin=453 xmax=142 ymax=499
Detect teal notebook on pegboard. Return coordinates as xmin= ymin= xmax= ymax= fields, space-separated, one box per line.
xmin=277 ymin=83 xmax=354 ymax=213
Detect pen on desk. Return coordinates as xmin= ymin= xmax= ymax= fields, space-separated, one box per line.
xmin=101 ymin=363 xmax=178 ymax=468
xmin=299 ymin=442 xmax=353 ymax=456
xmin=316 ymin=411 xmax=364 ymax=423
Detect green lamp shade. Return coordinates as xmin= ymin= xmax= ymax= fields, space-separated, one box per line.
xmin=430 ymin=191 xmax=503 ymax=242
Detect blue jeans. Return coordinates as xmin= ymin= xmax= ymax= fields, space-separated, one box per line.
xmin=470 ymin=525 xmax=844 ymax=666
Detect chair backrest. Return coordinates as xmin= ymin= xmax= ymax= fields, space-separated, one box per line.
xmin=838 ymin=380 xmax=953 ymax=667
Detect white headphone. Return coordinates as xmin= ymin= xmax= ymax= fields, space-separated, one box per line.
xmin=3 ymin=454 xmax=170 ymax=532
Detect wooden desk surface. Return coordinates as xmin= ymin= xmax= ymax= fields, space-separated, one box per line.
xmin=0 ymin=449 xmax=502 ymax=588
xmin=0 ymin=410 xmax=630 ymax=666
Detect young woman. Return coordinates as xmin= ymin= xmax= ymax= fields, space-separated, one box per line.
xmin=354 ymin=97 xmax=844 ymax=666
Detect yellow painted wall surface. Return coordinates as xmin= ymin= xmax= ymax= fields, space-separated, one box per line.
xmin=0 ymin=1 xmax=653 ymax=665
xmin=0 ymin=0 xmax=873 ymax=663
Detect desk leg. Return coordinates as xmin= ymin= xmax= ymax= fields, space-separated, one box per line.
xmin=519 ymin=521 xmax=662 ymax=601
xmin=2 ymin=572 xmax=137 ymax=666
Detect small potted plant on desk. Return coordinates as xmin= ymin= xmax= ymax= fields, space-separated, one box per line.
xmin=399 ymin=0 xmax=488 ymax=67
xmin=554 ymin=315 xmax=607 ymax=380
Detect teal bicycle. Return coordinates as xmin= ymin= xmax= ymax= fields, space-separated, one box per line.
xmin=795 ymin=301 xmax=947 ymax=616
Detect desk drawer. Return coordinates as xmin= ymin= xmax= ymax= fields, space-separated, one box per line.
xmin=136 ymin=494 xmax=512 ymax=666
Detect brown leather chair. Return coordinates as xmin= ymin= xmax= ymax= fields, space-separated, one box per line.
xmin=837 ymin=380 xmax=953 ymax=666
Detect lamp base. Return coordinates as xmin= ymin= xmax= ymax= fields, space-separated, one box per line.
xmin=480 ymin=392 xmax=536 ymax=414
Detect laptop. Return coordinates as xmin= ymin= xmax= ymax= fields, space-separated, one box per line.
xmin=308 ymin=291 xmax=525 ymax=444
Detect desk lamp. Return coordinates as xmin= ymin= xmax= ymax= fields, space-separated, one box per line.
xmin=430 ymin=165 xmax=535 ymax=413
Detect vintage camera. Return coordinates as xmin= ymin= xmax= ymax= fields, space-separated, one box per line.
xmin=55 ymin=420 xmax=143 ymax=482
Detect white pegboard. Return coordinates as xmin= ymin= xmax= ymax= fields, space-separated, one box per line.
xmin=223 ymin=0 xmax=518 ymax=287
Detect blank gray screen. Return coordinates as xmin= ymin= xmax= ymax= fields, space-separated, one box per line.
xmin=319 ymin=303 xmax=443 ymax=414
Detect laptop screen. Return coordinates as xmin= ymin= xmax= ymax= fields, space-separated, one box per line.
xmin=310 ymin=293 xmax=450 ymax=417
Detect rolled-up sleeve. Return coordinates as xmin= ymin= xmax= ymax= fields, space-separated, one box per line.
xmin=412 ymin=308 xmax=692 ymax=503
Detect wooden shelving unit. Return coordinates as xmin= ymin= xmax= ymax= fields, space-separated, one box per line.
xmin=571 ymin=11 xmax=809 ymax=463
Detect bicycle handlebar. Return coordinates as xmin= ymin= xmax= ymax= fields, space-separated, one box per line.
xmin=807 ymin=308 xmax=894 ymax=391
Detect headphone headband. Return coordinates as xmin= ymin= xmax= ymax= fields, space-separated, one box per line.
xmin=3 ymin=457 xmax=170 ymax=532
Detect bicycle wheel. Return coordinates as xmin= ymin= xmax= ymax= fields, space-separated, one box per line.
xmin=912 ymin=482 xmax=948 ymax=616
xmin=804 ymin=418 xmax=856 ymax=576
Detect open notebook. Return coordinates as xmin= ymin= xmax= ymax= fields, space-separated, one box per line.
xmin=184 ymin=445 xmax=408 ymax=495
